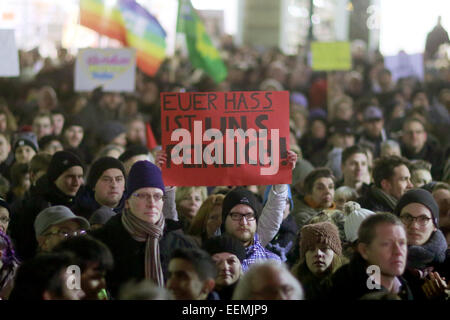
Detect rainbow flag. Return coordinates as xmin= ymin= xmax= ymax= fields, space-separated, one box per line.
xmin=80 ymin=0 xmax=166 ymax=76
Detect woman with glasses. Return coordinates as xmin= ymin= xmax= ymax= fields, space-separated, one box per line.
xmin=393 ymin=188 xmax=449 ymax=300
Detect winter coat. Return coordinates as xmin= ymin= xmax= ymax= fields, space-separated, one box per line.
xmin=8 ymin=175 xmax=77 ymax=261
xmin=265 ymin=215 xmax=298 ymax=262
xmin=402 ymin=229 xmax=449 ymax=300
xmin=291 ymin=195 xmax=322 ymax=230
xmin=292 ymin=261 xmax=334 ymax=300
xmin=401 ymin=139 xmax=444 ymax=180
xmin=89 ymin=214 xmax=197 ymax=298
xmin=71 ymin=187 xmax=124 ymax=220
xmin=357 ymin=183 xmax=397 ymax=213
xmin=328 ymin=253 xmax=414 ymax=300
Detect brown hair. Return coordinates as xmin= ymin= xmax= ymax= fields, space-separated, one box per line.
xmin=303 ymin=168 xmax=335 ymax=195
xmin=358 ymin=212 xmax=404 ymax=245
xmin=372 ymin=156 xmax=410 ymax=188
xmin=188 ymin=194 xmax=225 ymax=240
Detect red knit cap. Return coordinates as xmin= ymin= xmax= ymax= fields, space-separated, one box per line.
xmin=300 ymin=222 xmax=342 ymax=260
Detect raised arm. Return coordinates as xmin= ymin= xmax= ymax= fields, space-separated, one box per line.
xmin=156 ymin=149 xmax=179 ymax=221
xmin=257 ymin=151 xmax=297 ymax=247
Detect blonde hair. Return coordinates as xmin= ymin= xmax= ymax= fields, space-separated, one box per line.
xmin=189 ymin=194 xmax=225 ymax=239
xmin=175 ymin=187 xmax=208 ymax=205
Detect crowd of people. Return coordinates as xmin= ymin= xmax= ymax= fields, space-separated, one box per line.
xmin=0 ymin=25 xmax=449 ymax=301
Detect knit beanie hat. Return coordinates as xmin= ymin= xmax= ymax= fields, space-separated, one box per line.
xmin=343 ymin=201 xmax=376 ymax=243
xmin=87 ymin=156 xmax=126 ymax=189
xmin=38 ymin=135 xmax=63 ymax=150
xmin=13 ymin=132 xmax=39 ymax=153
xmin=126 ymin=160 xmax=164 ymax=199
xmin=221 ymin=187 xmax=261 ymax=228
xmin=47 ymin=150 xmax=84 ymax=183
xmin=89 ymin=206 xmax=117 ymax=225
xmin=98 ymin=121 xmax=126 ymax=145
xmin=63 ymin=115 xmax=84 ymax=132
xmin=203 ymin=234 xmax=246 ymax=262
xmin=300 ymin=222 xmax=342 ymax=260
xmin=394 ymin=188 xmax=439 ymax=227
xmin=119 ymin=144 xmax=150 ymax=163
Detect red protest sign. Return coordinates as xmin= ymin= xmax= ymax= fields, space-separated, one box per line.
xmin=160 ymin=91 xmax=290 ymax=186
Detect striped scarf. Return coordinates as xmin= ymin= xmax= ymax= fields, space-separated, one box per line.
xmin=121 ymin=209 xmax=165 ymax=286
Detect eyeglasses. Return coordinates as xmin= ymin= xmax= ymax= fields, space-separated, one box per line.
xmin=229 ymin=212 xmax=256 ymax=222
xmin=45 ymin=229 xmax=87 ymax=238
xmin=400 ymin=214 xmax=432 ymax=226
xmin=132 ymin=192 xmax=164 ymax=202
xmin=0 ymin=217 xmax=10 ymax=223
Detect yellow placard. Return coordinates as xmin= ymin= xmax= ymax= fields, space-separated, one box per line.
xmin=311 ymin=42 xmax=352 ymax=71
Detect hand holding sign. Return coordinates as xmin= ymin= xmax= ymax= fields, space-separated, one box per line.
xmin=286 ymin=150 xmax=298 ymax=170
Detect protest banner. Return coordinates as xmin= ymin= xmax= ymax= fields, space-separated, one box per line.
xmin=0 ymin=29 xmax=20 ymax=77
xmin=74 ymin=48 xmax=136 ymax=92
xmin=384 ymin=51 xmax=424 ymax=83
xmin=311 ymin=41 xmax=351 ymax=71
xmin=161 ymin=91 xmax=291 ymax=186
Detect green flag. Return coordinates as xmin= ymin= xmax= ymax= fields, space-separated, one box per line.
xmin=177 ymin=0 xmax=227 ymax=83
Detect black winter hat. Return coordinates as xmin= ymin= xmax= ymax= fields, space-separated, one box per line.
xmin=87 ymin=156 xmax=126 ymax=189
xmin=63 ymin=115 xmax=84 ymax=132
xmin=119 ymin=144 xmax=149 ymax=163
xmin=47 ymin=151 xmax=84 ymax=183
xmin=394 ymin=188 xmax=439 ymax=227
xmin=221 ymin=187 xmax=261 ymax=228
xmin=13 ymin=132 xmax=39 ymax=153
xmin=203 ymin=234 xmax=246 ymax=262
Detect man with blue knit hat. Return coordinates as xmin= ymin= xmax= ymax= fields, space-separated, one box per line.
xmin=9 ymin=150 xmax=85 ymax=260
xmin=90 ymin=160 xmax=195 ymax=298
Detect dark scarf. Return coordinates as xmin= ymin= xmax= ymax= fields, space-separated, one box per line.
xmin=121 ymin=209 xmax=165 ymax=286
xmin=370 ymin=186 xmax=397 ymax=211
xmin=407 ymin=229 xmax=447 ymax=271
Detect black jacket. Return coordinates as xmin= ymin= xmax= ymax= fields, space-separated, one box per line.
xmin=328 ymin=254 xmax=414 ymax=300
xmin=401 ymin=140 xmax=444 ymax=180
xmin=89 ymin=214 xmax=197 ymax=298
xmin=71 ymin=187 xmax=124 ymax=220
xmin=8 ymin=175 xmax=77 ymax=261
xmin=402 ymin=230 xmax=449 ymax=300
xmin=357 ymin=183 xmax=396 ymax=213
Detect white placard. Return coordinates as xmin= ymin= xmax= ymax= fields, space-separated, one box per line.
xmin=384 ymin=52 xmax=424 ymax=83
xmin=0 ymin=29 xmax=20 ymax=77
xmin=75 ymin=48 xmax=136 ymax=92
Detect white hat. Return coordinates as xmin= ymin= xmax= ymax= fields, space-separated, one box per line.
xmin=343 ymin=201 xmax=375 ymax=243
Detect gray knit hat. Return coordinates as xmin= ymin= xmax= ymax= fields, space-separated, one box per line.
xmin=344 ymin=201 xmax=376 ymax=242
xmin=34 ymin=205 xmax=90 ymax=238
